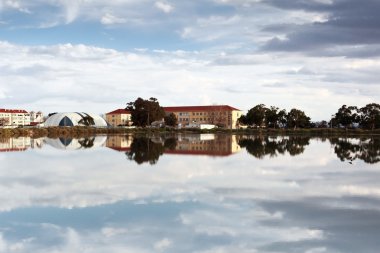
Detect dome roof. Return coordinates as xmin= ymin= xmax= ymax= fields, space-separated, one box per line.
xmin=44 ymin=112 xmax=108 ymax=127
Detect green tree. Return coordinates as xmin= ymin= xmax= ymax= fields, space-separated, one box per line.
xmin=265 ymin=106 xmax=280 ymax=128
xmin=359 ymin=103 xmax=380 ymax=130
xmin=126 ymin=97 xmax=165 ymax=127
xmin=277 ymin=109 xmax=287 ymax=127
xmin=238 ymin=115 xmax=248 ymax=125
xmin=164 ymin=113 xmax=178 ymax=127
xmin=286 ymin=108 xmax=311 ymax=129
xmin=246 ymin=104 xmax=267 ymax=127
xmin=334 ymin=105 xmax=359 ymax=129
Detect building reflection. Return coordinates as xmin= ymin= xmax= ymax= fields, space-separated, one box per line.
xmin=1 ymin=135 xmax=379 ymax=164
xmin=0 ymin=137 xmax=43 ymax=152
xmin=165 ymin=134 xmax=241 ymax=156
xmin=43 ymin=136 xmax=107 ymax=150
xmin=0 ymin=136 xmax=106 ymax=152
xmin=106 ymin=134 xmax=241 ymax=165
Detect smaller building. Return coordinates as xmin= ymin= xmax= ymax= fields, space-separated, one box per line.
xmin=30 ymin=111 xmax=44 ymax=126
xmin=0 ymin=109 xmax=30 ymax=126
xmin=105 ymin=109 xmax=131 ymax=127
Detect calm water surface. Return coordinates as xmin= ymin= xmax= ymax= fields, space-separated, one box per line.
xmin=0 ymin=134 xmax=379 ymax=253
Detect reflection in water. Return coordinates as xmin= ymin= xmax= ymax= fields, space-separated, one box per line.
xmin=1 ymin=135 xmax=379 ymax=164
xmin=0 ymin=134 xmax=380 ymax=252
xmin=126 ymin=137 xmax=164 ymax=165
xmin=106 ymin=134 xmax=241 ymax=164
xmin=330 ymin=137 xmax=380 ymax=164
xmin=43 ymin=136 xmax=107 ymax=150
xmin=238 ymin=136 xmax=311 ymax=158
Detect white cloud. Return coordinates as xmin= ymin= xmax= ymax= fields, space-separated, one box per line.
xmin=2 ymin=0 xmax=30 ymax=13
xmin=101 ymin=13 xmax=126 ymax=25
xmin=155 ymin=1 xmax=173 ymax=13
xmin=153 ymin=238 xmax=172 ymax=251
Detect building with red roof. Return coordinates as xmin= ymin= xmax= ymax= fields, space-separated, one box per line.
xmin=105 ymin=109 xmax=131 ymax=127
xmin=163 ymin=105 xmax=242 ymax=129
xmin=0 ymin=109 xmax=31 ymax=126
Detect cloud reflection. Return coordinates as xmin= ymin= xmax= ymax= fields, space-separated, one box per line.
xmin=0 ymin=134 xmax=379 ymax=252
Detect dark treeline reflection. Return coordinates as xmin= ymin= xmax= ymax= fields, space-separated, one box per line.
xmin=329 ymin=137 xmax=380 ymax=164
xmin=125 ymin=137 xmax=177 ymax=165
xmin=238 ymin=136 xmax=380 ymax=164
xmin=238 ymin=136 xmax=310 ymax=158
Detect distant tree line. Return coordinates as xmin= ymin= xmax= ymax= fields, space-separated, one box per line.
xmin=331 ymin=103 xmax=380 ymax=130
xmin=238 ymin=104 xmax=311 ymax=129
xmin=239 ymin=103 xmax=380 ymax=129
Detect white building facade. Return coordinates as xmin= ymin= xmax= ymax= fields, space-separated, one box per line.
xmin=0 ymin=109 xmax=31 ymax=126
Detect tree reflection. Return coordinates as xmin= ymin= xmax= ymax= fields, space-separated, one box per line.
xmin=78 ymin=138 xmax=95 ymax=148
xmin=329 ymin=137 xmax=380 ymax=164
xmin=238 ymin=136 xmax=310 ymax=158
xmin=126 ymin=137 xmax=165 ymax=165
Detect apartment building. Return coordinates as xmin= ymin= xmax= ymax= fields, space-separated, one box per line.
xmin=105 ymin=109 xmax=131 ymax=127
xmin=0 ymin=109 xmax=31 ymax=126
xmin=163 ymin=105 xmax=242 ymax=129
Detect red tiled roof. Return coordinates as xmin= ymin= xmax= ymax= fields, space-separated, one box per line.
xmin=106 ymin=109 xmax=131 ymax=115
xmin=163 ymin=105 xmax=240 ymax=112
xmin=0 ymin=109 xmax=28 ymax=113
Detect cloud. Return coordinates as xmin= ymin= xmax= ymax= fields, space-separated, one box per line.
xmin=155 ymin=1 xmax=173 ymax=13
xmin=1 ymin=0 xmax=30 ymax=13
xmin=100 ymin=13 xmax=127 ymax=25
xmin=261 ymin=0 xmax=380 ymax=57
xmin=153 ymin=238 xmax=172 ymax=251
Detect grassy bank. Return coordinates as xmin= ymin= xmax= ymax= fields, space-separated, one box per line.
xmin=1 ymin=126 xmax=380 ymax=138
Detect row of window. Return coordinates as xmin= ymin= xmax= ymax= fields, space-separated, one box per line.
xmin=178 ymin=111 xmax=228 ymax=116
xmin=179 ymin=117 xmax=224 ymax=122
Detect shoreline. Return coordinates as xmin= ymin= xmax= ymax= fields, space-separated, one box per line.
xmin=1 ymin=126 xmax=380 ymax=138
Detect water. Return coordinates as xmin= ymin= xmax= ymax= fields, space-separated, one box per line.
xmin=0 ymin=134 xmax=379 ymax=253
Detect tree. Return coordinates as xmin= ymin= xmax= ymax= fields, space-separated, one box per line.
xmin=286 ymin=108 xmax=311 ymax=129
xmin=126 ymin=97 xmax=165 ymax=127
xmin=334 ymin=105 xmax=359 ymax=129
xmin=238 ymin=115 xmax=248 ymax=125
xmin=265 ymin=106 xmax=280 ymax=128
xmin=164 ymin=113 xmax=177 ymax=127
xmin=277 ymin=109 xmax=287 ymax=128
xmin=78 ymin=115 xmax=95 ymax=126
xmin=359 ymin=103 xmax=380 ymax=130
xmin=0 ymin=118 xmax=9 ymax=126
xmin=246 ymin=104 xmax=267 ymax=127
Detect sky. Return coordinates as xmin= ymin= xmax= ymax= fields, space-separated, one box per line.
xmin=0 ymin=0 xmax=379 ymax=120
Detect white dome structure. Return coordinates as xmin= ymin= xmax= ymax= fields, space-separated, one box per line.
xmin=44 ymin=112 xmax=108 ymax=127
